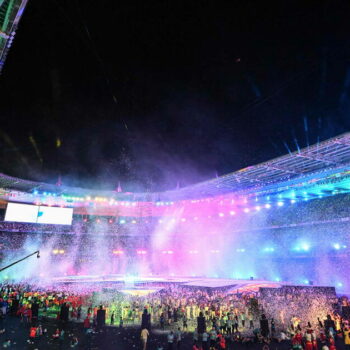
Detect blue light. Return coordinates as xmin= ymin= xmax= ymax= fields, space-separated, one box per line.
xmin=290 ymin=199 xmax=296 ymax=204
xmin=301 ymin=243 xmax=310 ymax=251
xmin=304 ymin=280 xmax=309 ymax=284
xmin=337 ymin=282 xmax=343 ymax=287
xmin=119 ymin=219 xmax=126 ymax=224
xmin=33 ymin=190 xmax=38 ymax=195
xmin=275 ymin=277 xmax=281 ymax=282
xmin=333 ymin=243 xmax=341 ymax=250
xmin=277 ymin=201 xmax=284 ymax=206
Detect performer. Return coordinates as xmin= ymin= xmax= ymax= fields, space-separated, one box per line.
xmin=329 ymin=336 xmax=336 ymax=350
xmin=311 ymin=329 xmax=318 ymax=350
xmin=305 ymin=329 xmax=313 ymax=350
xmin=292 ymin=330 xmax=303 ymax=350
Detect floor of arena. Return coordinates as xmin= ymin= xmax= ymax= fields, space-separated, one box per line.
xmin=49 ymin=274 xmax=284 ymax=292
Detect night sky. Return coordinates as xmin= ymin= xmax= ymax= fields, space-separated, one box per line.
xmin=1 ymin=0 xmax=350 ymax=192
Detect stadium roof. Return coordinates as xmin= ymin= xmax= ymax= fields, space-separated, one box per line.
xmin=0 ymin=0 xmax=28 ymax=73
xmin=1 ymin=133 xmax=350 ymax=202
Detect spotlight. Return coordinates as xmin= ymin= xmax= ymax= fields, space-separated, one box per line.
xmin=301 ymin=243 xmax=310 ymax=251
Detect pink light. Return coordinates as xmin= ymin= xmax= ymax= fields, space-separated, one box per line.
xmin=219 ymin=213 xmax=224 ymax=217
xmin=230 ymin=211 xmax=235 ymax=215
xmin=137 ymin=250 xmax=147 ymax=255
xmin=243 ymin=208 xmax=250 ymax=213
xmin=181 ymin=218 xmax=186 ymax=222
xmin=161 ymin=250 xmax=174 ymax=255
xmin=113 ymin=250 xmax=124 ymax=255
xmin=109 ymin=219 xmax=113 ymax=224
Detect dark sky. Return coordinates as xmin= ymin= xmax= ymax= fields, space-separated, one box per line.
xmin=1 ymin=0 xmax=350 ymax=192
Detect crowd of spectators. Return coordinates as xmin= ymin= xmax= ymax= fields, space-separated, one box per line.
xmin=0 ymin=282 xmax=347 ymax=349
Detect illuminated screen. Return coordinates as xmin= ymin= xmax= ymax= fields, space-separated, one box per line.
xmin=4 ymin=203 xmax=38 ymax=223
xmin=37 ymin=206 xmax=73 ymax=225
xmin=5 ymin=203 xmax=73 ymax=225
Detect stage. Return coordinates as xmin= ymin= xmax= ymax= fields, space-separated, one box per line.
xmin=48 ymin=274 xmax=284 ymax=293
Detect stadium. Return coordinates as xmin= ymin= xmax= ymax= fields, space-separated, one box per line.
xmin=2 ymin=1 xmax=350 ymax=349
xmin=0 ymin=133 xmax=350 ymax=293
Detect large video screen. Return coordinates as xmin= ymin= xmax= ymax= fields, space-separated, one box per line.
xmin=5 ymin=203 xmax=73 ymax=225
xmin=37 ymin=206 xmax=73 ymax=225
xmin=4 ymin=203 xmax=38 ymax=223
